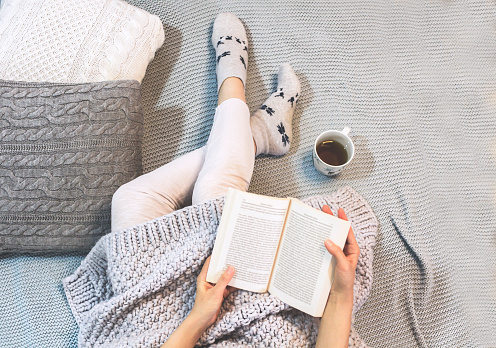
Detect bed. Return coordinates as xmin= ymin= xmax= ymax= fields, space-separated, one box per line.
xmin=1 ymin=0 xmax=495 ymax=346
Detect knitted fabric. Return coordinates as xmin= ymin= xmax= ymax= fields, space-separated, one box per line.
xmin=63 ymin=186 xmax=377 ymax=347
xmin=0 ymin=80 xmax=143 ymax=253
xmin=126 ymin=1 xmax=496 ymax=346
xmin=1 ymin=1 xmax=496 ymax=347
xmin=0 ymin=0 xmax=164 ymax=83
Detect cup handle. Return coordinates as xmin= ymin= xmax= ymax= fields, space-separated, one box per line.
xmin=342 ymin=127 xmax=351 ymax=135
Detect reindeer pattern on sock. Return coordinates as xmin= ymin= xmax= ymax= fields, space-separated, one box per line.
xmin=260 ymin=87 xmax=300 ymax=147
xmin=216 ymin=36 xmax=248 ymax=69
xmin=260 ymin=88 xmax=299 ymax=116
xmin=261 ymin=88 xmax=299 ymax=117
xmin=260 ymin=104 xmax=275 ymax=116
xmin=274 ymin=88 xmax=284 ymax=99
xmin=277 ymin=122 xmax=290 ymax=147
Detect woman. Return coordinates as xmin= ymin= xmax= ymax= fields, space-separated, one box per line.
xmin=111 ymin=13 xmax=359 ymax=347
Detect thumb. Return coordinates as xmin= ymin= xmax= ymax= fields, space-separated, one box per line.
xmin=214 ymin=266 xmax=235 ymax=293
xmin=324 ymin=239 xmax=347 ymax=266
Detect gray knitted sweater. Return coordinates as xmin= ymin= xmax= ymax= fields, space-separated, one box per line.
xmin=63 ymin=186 xmax=377 ymax=347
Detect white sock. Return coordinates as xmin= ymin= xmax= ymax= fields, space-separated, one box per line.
xmin=250 ymin=63 xmax=301 ymax=156
xmin=211 ymin=13 xmax=248 ymax=91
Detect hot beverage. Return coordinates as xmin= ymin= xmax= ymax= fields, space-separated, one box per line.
xmin=313 ymin=127 xmax=354 ymax=176
xmin=315 ymin=140 xmax=348 ymax=166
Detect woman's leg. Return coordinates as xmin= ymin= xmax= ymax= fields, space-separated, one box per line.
xmin=110 ymin=12 xmax=251 ymax=231
xmin=111 ymin=147 xmax=206 ymax=231
xmin=191 ymin=13 xmax=255 ymax=203
xmin=192 ymin=78 xmax=255 ymax=204
xmin=176 ymin=9 xmax=302 ymax=203
xmin=190 ymin=62 xmax=302 ymax=204
xmin=218 ymin=77 xmax=245 ymax=105
xmin=111 ymin=13 xmax=301 ymax=231
xmin=111 ymin=76 xmax=255 ymax=231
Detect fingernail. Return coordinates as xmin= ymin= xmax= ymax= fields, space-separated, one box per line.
xmin=227 ymin=266 xmax=235 ymax=275
xmin=325 ymin=239 xmax=334 ymax=247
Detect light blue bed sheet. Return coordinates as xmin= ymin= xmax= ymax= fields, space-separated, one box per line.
xmin=0 ymin=255 xmax=83 ymax=347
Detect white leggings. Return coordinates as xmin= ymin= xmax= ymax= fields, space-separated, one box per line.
xmin=111 ymin=98 xmax=254 ymax=232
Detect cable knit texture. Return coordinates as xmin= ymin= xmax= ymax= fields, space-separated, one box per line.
xmin=63 ymin=186 xmax=377 ymax=347
xmin=0 ymin=0 xmax=164 ymax=83
xmin=0 ymin=80 xmax=144 ymax=253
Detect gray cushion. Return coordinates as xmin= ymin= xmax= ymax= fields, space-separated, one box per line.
xmin=0 ymin=80 xmax=143 ymax=253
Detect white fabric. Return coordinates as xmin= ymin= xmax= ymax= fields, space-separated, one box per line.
xmin=193 ymin=98 xmax=254 ymax=204
xmin=111 ymin=98 xmax=253 ymax=231
xmin=0 ymin=0 xmax=164 ymax=83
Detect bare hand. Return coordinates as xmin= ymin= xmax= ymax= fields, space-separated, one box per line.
xmin=321 ymin=206 xmax=360 ymax=297
xmin=315 ymin=206 xmax=360 ymax=348
xmin=162 ymin=257 xmax=237 ymax=348
xmin=189 ymin=256 xmax=237 ymax=330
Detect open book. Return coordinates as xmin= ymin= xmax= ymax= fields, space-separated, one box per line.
xmin=206 ymin=188 xmax=351 ymax=317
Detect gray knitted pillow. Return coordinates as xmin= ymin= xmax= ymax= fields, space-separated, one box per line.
xmin=0 ymin=80 xmax=143 ymax=253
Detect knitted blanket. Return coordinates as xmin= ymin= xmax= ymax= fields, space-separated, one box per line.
xmin=63 ymin=187 xmax=377 ymax=347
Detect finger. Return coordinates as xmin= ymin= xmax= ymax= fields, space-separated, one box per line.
xmin=343 ymin=231 xmax=360 ymax=267
xmin=214 ymin=266 xmax=235 ymax=293
xmin=337 ymin=208 xmax=348 ymax=221
xmin=197 ymin=256 xmax=211 ymax=283
xmin=337 ymin=208 xmax=357 ymax=247
xmin=337 ymin=209 xmax=360 ymax=266
xmin=324 ymin=239 xmax=348 ymax=266
xmin=322 ymin=205 xmax=333 ymax=216
xmin=345 ymin=226 xmax=359 ymax=250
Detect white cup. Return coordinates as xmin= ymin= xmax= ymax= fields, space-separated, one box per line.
xmin=313 ymin=127 xmax=354 ymax=176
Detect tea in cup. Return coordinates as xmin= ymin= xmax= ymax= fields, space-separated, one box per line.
xmin=313 ymin=127 xmax=354 ymax=176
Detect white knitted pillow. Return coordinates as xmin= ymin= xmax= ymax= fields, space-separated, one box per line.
xmin=0 ymin=0 xmax=164 ymax=83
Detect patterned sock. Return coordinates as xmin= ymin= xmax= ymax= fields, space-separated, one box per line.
xmin=250 ymin=63 xmax=301 ymax=156
xmin=212 ymin=13 xmax=248 ymax=91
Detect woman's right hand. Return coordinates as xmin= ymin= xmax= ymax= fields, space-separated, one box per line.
xmin=322 ymin=205 xmax=360 ymax=298
xmin=316 ymin=206 xmax=360 ymax=348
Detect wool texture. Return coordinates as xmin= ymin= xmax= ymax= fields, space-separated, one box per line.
xmin=63 ymin=186 xmax=377 ymax=347
xmin=0 ymin=0 xmax=164 ymax=83
xmin=0 ymin=79 xmax=144 ymax=253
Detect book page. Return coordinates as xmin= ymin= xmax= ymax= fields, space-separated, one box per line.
xmin=268 ymin=199 xmax=350 ymax=317
xmin=206 ymin=188 xmax=290 ymax=293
